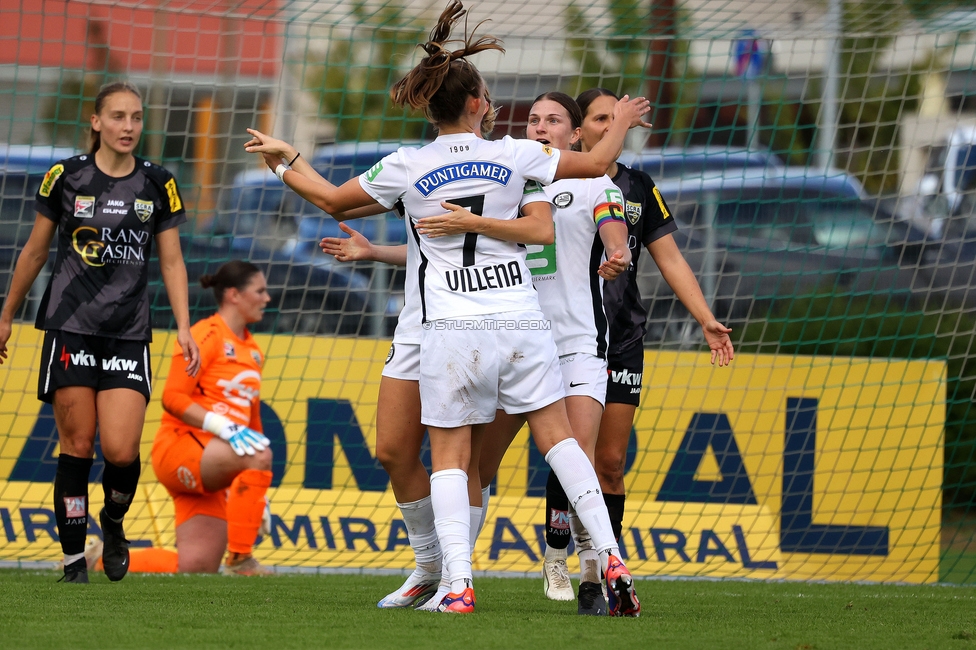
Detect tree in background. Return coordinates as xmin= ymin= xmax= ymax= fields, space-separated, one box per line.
xmin=299 ymin=2 xmax=426 ymax=142
xmin=564 ymin=0 xmax=684 ymax=147
xmin=41 ymin=18 xmax=114 ymax=150
xmin=832 ymin=0 xmax=923 ymax=196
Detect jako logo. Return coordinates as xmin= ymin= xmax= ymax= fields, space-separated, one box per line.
xmin=61 ymin=347 xmax=95 ymax=369
xmin=102 ymin=357 xmax=138 ymax=372
xmin=611 ymin=369 xmax=642 ymax=386
xmin=414 ymin=162 xmax=512 ymax=196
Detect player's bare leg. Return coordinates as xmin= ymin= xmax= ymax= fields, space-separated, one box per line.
xmin=176 ymin=515 xmax=227 ymax=573
xmin=595 ymin=402 xmax=635 ymax=538
xmin=197 ymin=442 xmax=274 ymax=576
xmin=374 ymin=377 xmax=441 ymax=608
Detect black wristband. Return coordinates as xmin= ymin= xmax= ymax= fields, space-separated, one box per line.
xmin=288 ymin=152 xmax=301 ymax=166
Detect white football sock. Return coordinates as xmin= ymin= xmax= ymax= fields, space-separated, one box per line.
xmin=397 ymin=496 xmax=441 ymax=573
xmin=571 ymin=511 xmax=600 ymax=583
xmin=469 ymin=505 xmax=483 ymax=553
xmin=544 ymin=544 xmax=568 ymax=561
xmin=479 ymin=486 xmax=491 ymax=536
xmin=430 ymin=469 xmax=472 ymax=593
xmin=545 ymin=438 xmax=620 ymax=558
xmin=63 ymin=552 xmax=85 ymax=566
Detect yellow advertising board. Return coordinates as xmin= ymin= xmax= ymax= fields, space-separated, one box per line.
xmin=0 ymin=324 xmax=944 ymax=583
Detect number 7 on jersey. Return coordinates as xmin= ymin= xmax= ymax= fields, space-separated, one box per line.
xmin=447 ymin=195 xmax=485 ymax=267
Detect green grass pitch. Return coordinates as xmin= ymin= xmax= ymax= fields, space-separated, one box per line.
xmin=1 ymin=570 xmax=975 ymax=649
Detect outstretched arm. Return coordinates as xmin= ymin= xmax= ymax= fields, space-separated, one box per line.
xmin=320 ymin=222 xmax=408 ymax=266
xmin=244 ymin=129 xmax=376 ymax=215
xmin=415 ymin=201 xmax=554 ymax=245
xmin=647 ymin=234 xmax=734 ymax=366
xmin=554 ymin=96 xmax=651 ymax=180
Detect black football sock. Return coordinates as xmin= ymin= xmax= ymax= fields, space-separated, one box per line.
xmin=102 ymin=454 xmax=141 ymax=521
xmin=54 ymin=454 xmax=93 ymax=556
xmin=603 ymin=492 xmax=625 ymax=543
xmin=544 ymin=469 xmax=571 ymax=550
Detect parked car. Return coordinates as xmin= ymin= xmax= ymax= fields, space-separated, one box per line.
xmin=617 ymin=146 xmax=783 ymax=180
xmin=205 ymin=142 xmax=417 ymax=336
xmin=0 ymin=145 xmax=80 ymax=320
xmin=147 ymin=233 xmax=373 ymax=336
xmin=638 ymin=167 xmax=933 ymax=341
xmin=214 ymin=142 xmax=416 ymax=257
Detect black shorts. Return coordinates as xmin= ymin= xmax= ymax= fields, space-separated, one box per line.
xmin=38 ymin=330 xmax=152 ymax=404
xmin=606 ymin=343 xmax=644 ymax=406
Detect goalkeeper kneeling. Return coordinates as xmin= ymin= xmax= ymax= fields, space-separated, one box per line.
xmin=111 ymin=261 xmax=275 ymax=575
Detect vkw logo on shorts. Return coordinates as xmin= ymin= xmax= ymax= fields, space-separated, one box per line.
xmin=386 ymin=343 xmax=395 ymax=365
xmin=134 ymin=199 xmax=154 ymax=222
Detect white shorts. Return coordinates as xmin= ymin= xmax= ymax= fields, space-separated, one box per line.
xmin=419 ymin=310 xmax=565 ymax=428
xmin=558 ymin=352 xmax=609 ymax=407
xmin=381 ymin=341 xmax=420 ymax=381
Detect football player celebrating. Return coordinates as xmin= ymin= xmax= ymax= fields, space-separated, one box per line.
xmin=535 ymin=87 xmax=735 ymax=606
xmin=245 ymin=0 xmax=649 ymax=615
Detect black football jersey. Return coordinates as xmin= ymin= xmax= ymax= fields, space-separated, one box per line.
xmin=33 ymin=154 xmax=186 ymax=340
xmin=603 ymin=163 xmax=678 ymax=355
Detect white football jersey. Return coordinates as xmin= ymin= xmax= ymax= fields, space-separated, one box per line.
xmin=526 ymin=176 xmax=625 ymax=358
xmin=360 ymin=133 xmax=560 ymax=321
xmin=393 ymin=182 xmax=550 ymax=343
xmin=393 ymin=200 xmax=422 ymax=344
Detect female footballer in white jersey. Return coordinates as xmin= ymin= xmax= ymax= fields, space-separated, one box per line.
xmin=321 ymin=182 xmax=552 ymax=611
xmin=534 ymin=88 xmax=735 ymax=609
xmin=245 ymin=0 xmax=649 ymax=615
xmin=277 ymin=108 xmax=554 ymax=610
xmin=419 ymin=91 xmax=635 ymax=614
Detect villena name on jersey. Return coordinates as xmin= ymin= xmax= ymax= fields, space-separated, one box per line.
xmin=414 ymin=162 xmax=513 ymax=196
xmin=445 ymin=261 xmax=524 ymax=293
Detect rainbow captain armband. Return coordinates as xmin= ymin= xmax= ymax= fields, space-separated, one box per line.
xmin=594 ymin=201 xmax=626 ymax=229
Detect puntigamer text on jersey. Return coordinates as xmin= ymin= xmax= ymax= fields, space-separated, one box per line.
xmin=414 ymin=162 xmax=513 ymax=196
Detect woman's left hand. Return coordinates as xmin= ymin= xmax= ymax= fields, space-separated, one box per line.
xmin=702 ymin=320 xmax=734 ymax=367
xmin=244 ymin=129 xmax=296 ymax=169
xmin=178 ymin=327 xmax=201 ymax=377
xmin=598 ymin=251 xmax=629 ymax=280
xmin=415 ymin=202 xmax=483 ymax=238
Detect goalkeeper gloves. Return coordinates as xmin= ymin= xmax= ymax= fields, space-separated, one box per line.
xmin=203 ymin=412 xmax=270 ymax=457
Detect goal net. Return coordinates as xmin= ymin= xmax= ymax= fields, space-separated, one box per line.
xmin=0 ymin=0 xmax=973 ymax=584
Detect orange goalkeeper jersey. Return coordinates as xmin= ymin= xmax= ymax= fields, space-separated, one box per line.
xmin=158 ymin=314 xmax=264 ymax=433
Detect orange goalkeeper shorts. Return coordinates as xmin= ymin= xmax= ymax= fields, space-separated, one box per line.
xmin=151 ymin=425 xmax=227 ymax=527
